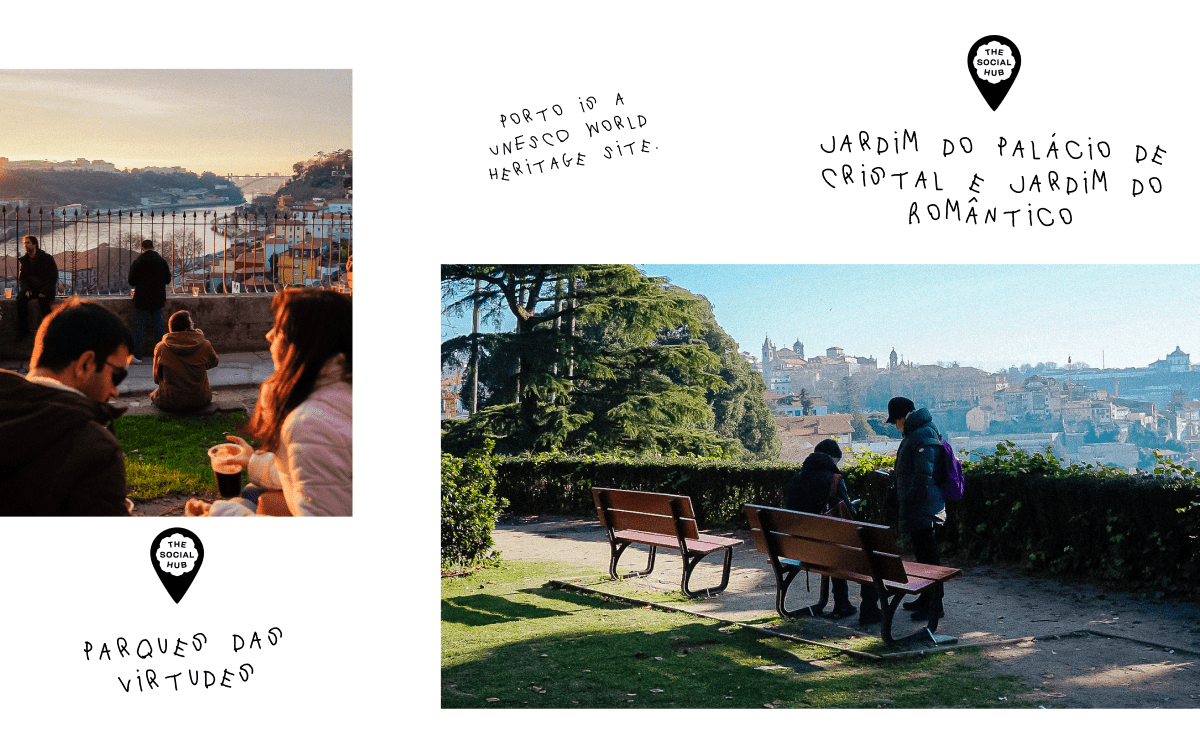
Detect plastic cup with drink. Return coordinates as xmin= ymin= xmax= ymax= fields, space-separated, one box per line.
xmin=207 ymin=435 xmax=253 ymax=498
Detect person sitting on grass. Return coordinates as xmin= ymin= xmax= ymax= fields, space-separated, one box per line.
xmin=185 ymin=288 xmax=351 ymax=517
xmin=150 ymin=310 xmax=219 ymax=413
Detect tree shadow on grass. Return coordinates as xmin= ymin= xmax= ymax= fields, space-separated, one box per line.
xmin=444 ymin=588 xmax=833 ymax=709
xmin=441 ymin=594 xmax=574 ymax=627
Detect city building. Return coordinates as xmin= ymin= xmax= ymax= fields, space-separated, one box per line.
xmin=279 ymin=240 xmax=327 ymax=286
xmin=774 ymin=413 xmax=853 ymax=462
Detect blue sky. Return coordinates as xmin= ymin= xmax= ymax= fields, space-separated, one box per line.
xmin=440 ymin=265 xmax=1200 ymax=373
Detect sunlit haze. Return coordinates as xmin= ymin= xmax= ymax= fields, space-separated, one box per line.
xmin=0 ymin=70 xmax=351 ymax=175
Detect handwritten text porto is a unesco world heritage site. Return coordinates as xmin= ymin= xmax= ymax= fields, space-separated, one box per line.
xmin=488 ymin=93 xmax=656 ymax=181
xmin=82 ymin=628 xmax=284 ymax=694
xmin=820 ymin=130 xmax=1168 ymax=228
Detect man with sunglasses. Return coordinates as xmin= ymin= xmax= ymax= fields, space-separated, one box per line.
xmin=0 ymin=299 xmax=135 ymax=515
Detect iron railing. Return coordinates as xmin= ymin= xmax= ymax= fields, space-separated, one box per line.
xmin=0 ymin=205 xmax=352 ymax=296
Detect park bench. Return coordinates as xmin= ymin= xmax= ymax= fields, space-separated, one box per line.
xmin=743 ymin=504 xmax=961 ymax=647
xmin=591 ymin=487 xmax=743 ymax=598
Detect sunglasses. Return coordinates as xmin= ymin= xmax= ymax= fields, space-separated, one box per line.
xmin=104 ymin=360 xmax=128 ymax=387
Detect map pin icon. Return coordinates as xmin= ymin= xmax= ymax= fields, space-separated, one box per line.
xmin=968 ymin=35 xmax=1021 ymax=111
xmin=151 ymin=528 xmax=204 ymax=603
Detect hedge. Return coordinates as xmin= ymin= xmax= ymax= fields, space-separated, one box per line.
xmin=492 ymin=446 xmax=1200 ymax=597
xmin=441 ymin=440 xmax=509 ymax=570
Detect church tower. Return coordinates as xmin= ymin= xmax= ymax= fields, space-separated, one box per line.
xmin=889 ymin=348 xmax=898 ymax=370
xmin=762 ymin=335 xmax=776 ymax=384
xmin=792 ymin=339 xmax=804 ymax=360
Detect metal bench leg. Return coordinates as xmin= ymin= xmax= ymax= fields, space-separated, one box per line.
xmin=773 ymin=565 xmax=828 ymax=618
xmin=878 ymin=586 xmax=957 ymax=649
xmin=609 ymin=540 xmax=656 ymax=580
xmin=680 ymin=546 xmax=735 ymax=598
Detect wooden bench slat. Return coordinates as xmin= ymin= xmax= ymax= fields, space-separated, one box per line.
xmin=901 ymin=561 xmax=961 ymax=583
xmin=776 ymin=559 xmax=941 ymax=595
xmin=601 ymin=508 xmax=697 ymax=539
xmin=745 ymin=504 xmax=884 ymax=547
xmin=766 ymin=534 xmax=909 ymax=583
xmin=614 ymin=530 xmax=741 ymax=554
xmin=614 ymin=530 xmax=677 ymax=549
xmin=593 ymin=488 xmax=700 ymax=540
xmin=595 ymin=488 xmax=687 ymax=514
xmin=695 ymin=532 xmax=743 ymax=549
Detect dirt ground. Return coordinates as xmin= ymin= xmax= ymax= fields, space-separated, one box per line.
xmin=493 ymin=515 xmax=1200 ymax=708
xmin=130 ymin=494 xmax=195 ymax=517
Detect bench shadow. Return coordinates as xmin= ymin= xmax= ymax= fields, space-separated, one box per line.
xmin=517 ymin=585 xmax=826 ymax=673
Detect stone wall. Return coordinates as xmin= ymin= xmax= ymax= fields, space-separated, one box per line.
xmin=0 ymin=293 xmax=275 ymax=361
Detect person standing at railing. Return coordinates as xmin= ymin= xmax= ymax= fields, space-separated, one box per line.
xmin=127 ymin=239 xmax=172 ymax=364
xmin=15 ymin=235 xmax=58 ymax=342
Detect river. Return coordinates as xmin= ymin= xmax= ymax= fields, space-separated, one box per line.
xmin=0 ymin=204 xmax=267 ymax=286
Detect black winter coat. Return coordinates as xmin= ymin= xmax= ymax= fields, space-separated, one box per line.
xmin=18 ymin=250 xmax=58 ymax=298
xmin=783 ymin=450 xmax=850 ymax=515
xmin=0 ymin=371 xmax=129 ymax=515
xmin=895 ymin=408 xmax=946 ymax=533
xmin=128 ymin=250 xmax=172 ymax=310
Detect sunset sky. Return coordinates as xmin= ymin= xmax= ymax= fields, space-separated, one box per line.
xmin=0 ymin=70 xmax=351 ymax=176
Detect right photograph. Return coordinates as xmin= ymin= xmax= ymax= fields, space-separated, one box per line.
xmin=441 ymin=264 xmax=1200 ymax=709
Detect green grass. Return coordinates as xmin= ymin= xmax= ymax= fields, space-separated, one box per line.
xmin=442 ymin=561 xmax=1038 ymax=709
xmin=116 ymin=411 xmax=250 ymax=499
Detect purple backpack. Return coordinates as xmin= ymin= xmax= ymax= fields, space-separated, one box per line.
xmin=937 ymin=439 xmax=965 ymax=502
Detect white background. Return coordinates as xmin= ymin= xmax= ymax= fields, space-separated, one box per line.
xmin=0 ymin=1 xmax=1193 ymax=745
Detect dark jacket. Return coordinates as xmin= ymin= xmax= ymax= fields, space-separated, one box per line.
xmin=783 ymin=450 xmax=850 ymax=515
xmin=128 ymin=250 xmax=172 ymax=310
xmin=895 ymin=408 xmax=946 ymax=533
xmin=18 ymin=250 xmax=58 ymax=299
xmin=151 ymin=330 xmax=219 ymax=412
xmin=0 ymin=370 xmax=129 ymax=515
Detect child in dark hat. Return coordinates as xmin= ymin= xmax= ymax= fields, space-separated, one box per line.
xmin=783 ymin=439 xmax=882 ymax=624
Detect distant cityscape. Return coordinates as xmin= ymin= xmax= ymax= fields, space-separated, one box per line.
xmin=0 ymin=153 xmax=352 ymax=295
xmin=752 ymin=336 xmax=1200 ymax=471
xmin=0 ymin=155 xmax=283 ymax=179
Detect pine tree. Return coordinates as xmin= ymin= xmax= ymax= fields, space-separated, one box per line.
xmin=440 ymin=265 xmax=769 ymax=457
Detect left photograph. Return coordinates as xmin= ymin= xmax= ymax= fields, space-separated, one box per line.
xmin=0 ymin=69 xmax=352 ymax=516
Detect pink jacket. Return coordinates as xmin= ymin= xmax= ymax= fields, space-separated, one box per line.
xmin=211 ymin=354 xmax=352 ymax=516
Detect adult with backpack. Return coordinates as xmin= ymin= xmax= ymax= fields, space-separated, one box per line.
xmin=887 ymin=396 xmax=960 ymax=622
xmin=783 ymin=439 xmax=883 ymax=626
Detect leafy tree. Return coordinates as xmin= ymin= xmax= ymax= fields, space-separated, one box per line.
xmin=851 ymin=413 xmax=874 ymax=440
xmin=1083 ymin=422 xmax=1120 ymax=443
xmin=838 ymin=376 xmax=861 ymax=413
xmin=867 ymin=415 xmax=900 ymax=439
xmin=1127 ymin=423 xmax=1186 ymax=453
xmin=440 ymin=265 xmax=760 ymax=458
xmin=653 ymin=287 xmax=779 ymax=460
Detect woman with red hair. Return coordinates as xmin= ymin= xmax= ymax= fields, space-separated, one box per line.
xmin=189 ymin=288 xmax=352 ymax=516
